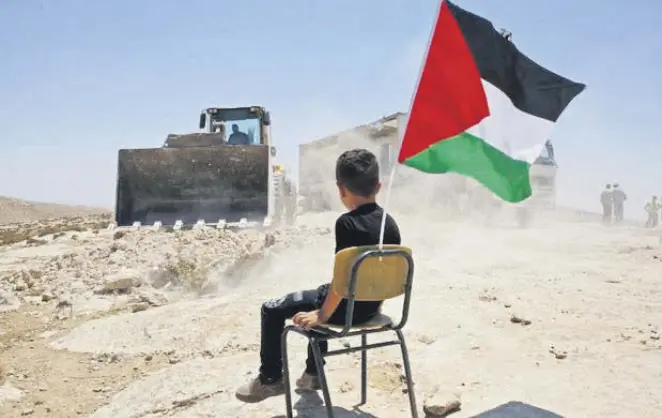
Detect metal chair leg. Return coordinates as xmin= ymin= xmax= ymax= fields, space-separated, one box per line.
xmin=310 ymin=337 xmax=334 ymax=418
xmin=360 ymin=333 xmax=367 ymax=405
xmin=395 ymin=329 xmax=418 ymax=418
xmin=281 ymin=327 xmax=294 ymax=418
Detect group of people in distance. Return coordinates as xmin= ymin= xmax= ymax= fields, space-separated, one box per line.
xmin=600 ymin=183 xmax=662 ymax=228
xmin=600 ymin=183 xmax=627 ymax=224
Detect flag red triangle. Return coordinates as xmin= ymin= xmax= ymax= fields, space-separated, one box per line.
xmin=397 ymin=0 xmax=490 ymax=163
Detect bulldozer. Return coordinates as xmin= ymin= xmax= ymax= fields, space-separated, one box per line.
xmin=114 ymin=106 xmax=296 ymax=227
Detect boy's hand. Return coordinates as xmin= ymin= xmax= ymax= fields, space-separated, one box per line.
xmin=293 ymin=310 xmax=326 ymax=330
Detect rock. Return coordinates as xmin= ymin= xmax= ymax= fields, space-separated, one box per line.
xmin=56 ymin=293 xmax=73 ymax=307
xmin=41 ymin=291 xmax=55 ymax=302
xmin=26 ymin=286 xmax=44 ymax=297
xmin=130 ymin=288 xmax=168 ymax=307
xmin=0 ymin=289 xmax=20 ymax=312
xmin=113 ymin=230 xmax=127 ymax=240
xmin=145 ymin=268 xmax=172 ymax=289
xmin=108 ymin=250 xmax=127 ymax=264
xmin=339 ymin=381 xmax=354 ymax=393
xmin=417 ymin=334 xmax=435 ymax=345
xmin=423 ymin=393 xmax=461 ymax=417
xmin=95 ymin=271 xmax=141 ymax=294
xmin=130 ymin=302 xmax=150 ymax=313
xmin=23 ymin=296 xmax=42 ymax=305
xmin=68 ymin=281 xmax=88 ymax=294
xmin=549 ymin=345 xmax=568 ymax=360
xmin=478 ymin=294 xmax=497 ymax=302
xmin=264 ymin=233 xmax=276 ymax=248
xmin=510 ymin=314 xmax=532 ymax=326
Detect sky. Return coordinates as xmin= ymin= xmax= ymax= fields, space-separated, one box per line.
xmin=1 ymin=0 xmax=660 ymax=218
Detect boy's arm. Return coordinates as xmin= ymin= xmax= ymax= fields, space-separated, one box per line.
xmin=293 ymin=291 xmax=341 ymax=329
xmin=319 ymin=216 xmax=350 ymax=323
xmin=318 ymin=288 xmax=342 ymax=322
xmin=319 ymin=217 xmax=349 ymax=321
xmin=293 ymin=217 xmax=347 ymax=329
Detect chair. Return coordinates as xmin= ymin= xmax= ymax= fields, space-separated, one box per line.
xmin=281 ymin=244 xmax=418 ymax=418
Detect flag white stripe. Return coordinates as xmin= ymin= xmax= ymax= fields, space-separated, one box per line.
xmin=467 ymin=79 xmax=555 ymax=164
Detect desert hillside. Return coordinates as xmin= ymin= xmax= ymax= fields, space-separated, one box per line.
xmin=0 ymin=196 xmax=109 ymax=225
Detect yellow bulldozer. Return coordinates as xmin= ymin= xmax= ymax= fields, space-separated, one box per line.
xmin=114 ymin=106 xmax=296 ymax=227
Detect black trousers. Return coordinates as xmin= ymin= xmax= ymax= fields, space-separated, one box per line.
xmin=259 ymin=284 xmax=372 ymax=381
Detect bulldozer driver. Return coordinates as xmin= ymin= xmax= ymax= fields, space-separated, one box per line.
xmin=228 ymin=123 xmax=251 ymax=145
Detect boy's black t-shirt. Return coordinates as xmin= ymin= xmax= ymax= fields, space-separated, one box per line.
xmin=335 ymin=202 xmax=400 ymax=253
xmin=320 ymin=202 xmax=401 ymax=324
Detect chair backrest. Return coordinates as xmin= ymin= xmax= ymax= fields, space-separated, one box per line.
xmin=331 ymin=244 xmax=413 ymax=301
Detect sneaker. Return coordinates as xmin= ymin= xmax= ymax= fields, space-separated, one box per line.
xmin=235 ymin=376 xmax=285 ymax=403
xmin=296 ymin=372 xmax=321 ymax=391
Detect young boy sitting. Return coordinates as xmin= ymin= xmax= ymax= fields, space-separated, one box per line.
xmin=235 ymin=148 xmax=401 ymax=403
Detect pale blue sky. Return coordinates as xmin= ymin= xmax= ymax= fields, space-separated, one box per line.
xmin=1 ymin=0 xmax=660 ymax=217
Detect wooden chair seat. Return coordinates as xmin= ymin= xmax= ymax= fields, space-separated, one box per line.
xmin=325 ymin=313 xmax=393 ymax=330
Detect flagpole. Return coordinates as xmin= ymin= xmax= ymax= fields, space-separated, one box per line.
xmin=378 ymin=0 xmax=445 ymax=249
xmin=378 ymin=151 xmax=399 ymax=249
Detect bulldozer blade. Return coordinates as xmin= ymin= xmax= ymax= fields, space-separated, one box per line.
xmin=114 ymin=145 xmax=269 ymax=226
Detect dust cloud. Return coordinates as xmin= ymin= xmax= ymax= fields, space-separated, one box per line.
xmin=297 ymin=126 xmax=540 ymax=228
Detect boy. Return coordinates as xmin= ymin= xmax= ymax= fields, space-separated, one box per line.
xmin=235 ymin=149 xmax=401 ymax=403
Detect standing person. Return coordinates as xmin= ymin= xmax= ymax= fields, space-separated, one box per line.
xmin=645 ymin=196 xmax=660 ymax=228
xmin=234 ymin=149 xmax=401 ymax=403
xmin=600 ymin=184 xmax=613 ymax=224
xmin=612 ymin=183 xmax=627 ymax=223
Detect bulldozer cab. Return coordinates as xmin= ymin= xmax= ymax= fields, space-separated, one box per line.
xmin=198 ymin=106 xmax=270 ymax=145
xmin=163 ymin=106 xmax=272 ymax=149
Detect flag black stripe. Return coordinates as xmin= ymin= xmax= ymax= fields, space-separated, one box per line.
xmin=447 ymin=1 xmax=585 ymax=122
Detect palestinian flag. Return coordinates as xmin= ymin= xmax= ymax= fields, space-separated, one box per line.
xmin=397 ymin=0 xmax=585 ymax=202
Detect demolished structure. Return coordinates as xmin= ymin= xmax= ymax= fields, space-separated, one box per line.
xmin=299 ymin=112 xmax=557 ymax=214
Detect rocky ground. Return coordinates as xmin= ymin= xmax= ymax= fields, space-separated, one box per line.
xmin=0 ymin=208 xmax=661 ymax=417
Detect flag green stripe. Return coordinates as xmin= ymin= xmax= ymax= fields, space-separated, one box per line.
xmin=402 ymin=131 xmax=532 ymax=203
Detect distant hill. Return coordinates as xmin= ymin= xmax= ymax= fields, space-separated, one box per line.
xmin=0 ymin=196 xmax=110 ymax=225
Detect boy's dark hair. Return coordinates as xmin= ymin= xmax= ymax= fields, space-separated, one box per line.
xmin=335 ymin=149 xmax=380 ymax=197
